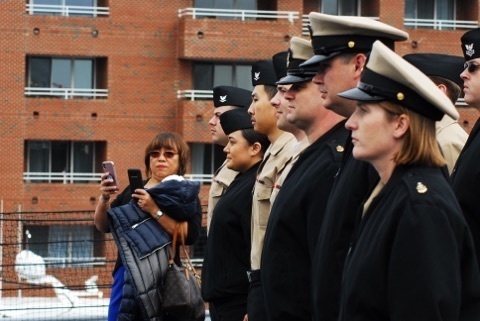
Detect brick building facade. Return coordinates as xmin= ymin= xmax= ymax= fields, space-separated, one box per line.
xmin=1 ymin=0 xmax=479 ymax=300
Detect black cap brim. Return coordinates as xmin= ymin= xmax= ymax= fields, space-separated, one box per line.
xmin=337 ymin=87 xmax=386 ymax=102
xmin=299 ymin=51 xmax=341 ymax=68
xmin=276 ymin=74 xmax=313 ymax=85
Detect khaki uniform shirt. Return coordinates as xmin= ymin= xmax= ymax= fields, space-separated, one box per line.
xmin=270 ymin=137 xmax=310 ymax=205
xmin=436 ymin=115 xmax=468 ymax=174
xmin=250 ymin=132 xmax=296 ymax=270
xmin=207 ymin=160 xmax=238 ymax=233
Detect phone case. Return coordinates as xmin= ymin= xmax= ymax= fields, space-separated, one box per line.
xmin=102 ymin=161 xmax=119 ymax=188
xmin=128 ymin=168 xmax=144 ymax=191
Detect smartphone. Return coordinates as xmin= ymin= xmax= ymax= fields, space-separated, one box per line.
xmin=128 ymin=168 xmax=144 ymax=192
xmin=102 ymin=161 xmax=119 ymax=188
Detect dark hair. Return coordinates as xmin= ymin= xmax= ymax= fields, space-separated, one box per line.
xmin=263 ymin=84 xmax=278 ymax=100
xmin=429 ymin=76 xmax=462 ymax=104
xmin=144 ymin=132 xmax=190 ymax=176
xmin=241 ymin=128 xmax=270 ymax=153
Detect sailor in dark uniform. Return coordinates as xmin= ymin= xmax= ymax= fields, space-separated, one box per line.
xmin=207 ymin=85 xmax=252 ymax=232
xmin=298 ymin=13 xmax=408 ymax=321
xmin=451 ymin=27 xmax=480 ymax=269
xmin=260 ymin=36 xmax=348 ymax=320
xmin=337 ymin=40 xmax=480 ymax=321
xmin=202 ymin=108 xmax=269 ymax=321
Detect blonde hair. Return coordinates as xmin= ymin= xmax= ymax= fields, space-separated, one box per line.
xmin=379 ymin=101 xmax=445 ymax=167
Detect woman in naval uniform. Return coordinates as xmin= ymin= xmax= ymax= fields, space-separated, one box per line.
xmin=336 ymin=41 xmax=480 ymax=321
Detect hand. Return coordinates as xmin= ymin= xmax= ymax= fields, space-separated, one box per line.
xmin=100 ymin=172 xmax=119 ymax=200
xmin=132 ymin=189 xmax=158 ymax=214
xmin=243 ymin=314 xmax=248 ymax=321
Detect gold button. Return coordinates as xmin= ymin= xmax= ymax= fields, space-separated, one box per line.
xmin=336 ymin=145 xmax=344 ymax=152
xmin=348 ymin=41 xmax=355 ymax=48
xmin=397 ymin=92 xmax=405 ymax=101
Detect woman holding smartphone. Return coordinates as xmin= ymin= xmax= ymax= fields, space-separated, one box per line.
xmin=94 ymin=132 xmax=201 ymax=321
xmin=335 ymin=41 xmax=480 ymax=320
xmin=201 ymin=108 xmax=270 ymax=321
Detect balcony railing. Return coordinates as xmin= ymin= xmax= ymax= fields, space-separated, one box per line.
xmin=25 ymin=87 xmax=109 ymax=99
xmin=456 ymin=98 xmax=467 ymax=106
xmin=26 ymin=4 xmax=109 ymax=17
xmin=177 ymin=89 xmax=213 ymax=101
xmin=185 ymin=173 xmax=214 ymax=183
xmin=404 ymin=18 xmax=478 ymax=30
xmin=24 ymin=172 xmax=214 ymax=184
xmin=23 ymin=172 xmax=103 ymax=184
xmin=178 ymin=7 xmax=299 ymax=23
xmin=302 ymin=14 xmax=379 ymax=35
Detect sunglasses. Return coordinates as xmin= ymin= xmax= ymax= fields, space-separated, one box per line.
xmin=464 ymin=61 xmax=480 ymax=73
xmin=149 ymin=151 xmax=178 ymax=159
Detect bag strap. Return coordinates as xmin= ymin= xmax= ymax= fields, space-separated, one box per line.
xmin=168 ymin=224 xmax=179 ymax=265
xmin=170 ymin=222 xmax=201 ymax=286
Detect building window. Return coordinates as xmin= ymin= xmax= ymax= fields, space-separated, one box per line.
xmin=193 ymin=63 xmax=252 ymax=92
xmin=27 ymin=0 xmax=109 ymax=17
xmin=24 ymin=140 xmax=105 ymax=183
xmin=190 ymin=143 xmax=226 ymax=182
xmin=25 ymin=56 xmax=108 ymax=99
xmin=194 ymin=0 xmax=257 ymax=11
xmin=405 ymin=0 xmax=454 ymax=25
xmin=24 ymin=225 xmax=98 ymax=268
xmin=321 ymin=0 xmax=360 ymax=15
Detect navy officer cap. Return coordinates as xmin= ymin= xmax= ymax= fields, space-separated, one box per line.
xmin=213 ymin=86 xmax=252 ymax=108
xmin=301 ymin=12 xmax=409 ymax=68
xmin=277 ymin=37 xmax=317 ymax=85
xmin=251 ymin=60 xmax=278 ymax=86
xmin=338 ymin=41 xmax=459 ymax=121
xmin=219 ymin=108 xmax=253 ymax=135
xmin=403 ymin=53 xmax=464 ymax=88
xmin=461 ymin=28 xmax=480 ymax=61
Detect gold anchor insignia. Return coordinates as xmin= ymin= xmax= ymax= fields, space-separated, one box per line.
xmin=416 ymin=182 xmax=428 ymax=194
xmin=397 ymin=92 xmax=405 ymax=101
xmin=348 ymin=41 xmax=355 ymax=48
xmin=336 ymin=145 xmax=344 ymax=152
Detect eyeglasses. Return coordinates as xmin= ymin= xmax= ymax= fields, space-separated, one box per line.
xmin=149 ymin=151 xmax=178 ymax=159
xmin=464 ymin=61 xmax=480 ymax=73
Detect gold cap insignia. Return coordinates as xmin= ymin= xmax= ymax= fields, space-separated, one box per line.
xmin=416 ymin=182 xmax=428 ymax=194
xmin=336 ymin=145 xmax=344 ymax=152
xmin=396 ymin=92 xmax=405 ymax=101
xmin=348 ymin=41 xmax=355 ymax=48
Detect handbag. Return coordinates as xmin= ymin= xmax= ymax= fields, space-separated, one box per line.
xmin=162 ymin=223 xmax=205 ymax=321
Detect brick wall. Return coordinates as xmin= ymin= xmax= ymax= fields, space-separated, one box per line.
xmin=1 ymin=0 xmax=479 ymax=223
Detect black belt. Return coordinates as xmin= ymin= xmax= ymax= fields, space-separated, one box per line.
xmin=247 ymin=269 xmax=260 ymax=283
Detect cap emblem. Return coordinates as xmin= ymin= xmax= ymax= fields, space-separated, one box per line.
xmin=254 ymin=72 xmax=261 ymax=81
xmin=465 ymin=43 xmax=475 ymax=57
xmin=396 ymin=92 xmax=405 ymax=101
xmin=219 ymin=95 xmax=227 ymax=103
xmin=416 ymin=182 xmax=428 ymax=194
xmin=348 ymin=41 xmax=355 ymax=48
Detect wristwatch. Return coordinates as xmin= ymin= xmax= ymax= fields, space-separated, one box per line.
xmin=154 ymin=210 xmax=163 ymax=220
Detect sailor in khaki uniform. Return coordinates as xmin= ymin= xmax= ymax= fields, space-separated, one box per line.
xmin=207 ymin=85 xmax=252 ymax=232
xmin=246 ymin=59 xmax=295 ymax=321
xmin=403 ymin=53 xmax=468 ymax=174
xmin=269 ymin=37 xmax=314 ymax=205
